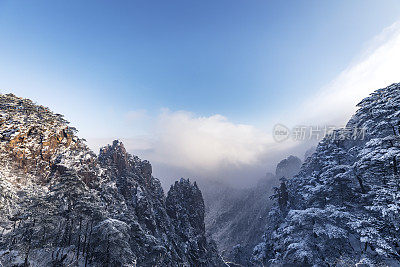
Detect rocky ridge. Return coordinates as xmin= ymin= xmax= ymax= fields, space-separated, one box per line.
xmin=0 ymin=94 xmax=225 ymax=266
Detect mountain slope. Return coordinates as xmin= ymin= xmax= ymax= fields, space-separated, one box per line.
xmin=0 ymin=93 xmax=224 ymax=266
xmin=254 ymin=83 xmax=400 ymax=266
xmin=203 ymin=155 xmax=302 ymax=266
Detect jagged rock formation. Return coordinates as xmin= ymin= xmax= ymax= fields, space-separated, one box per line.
xmin=166 ymin=179 xmax=222 ymax=266
xmin=203 ymin=155 xmax=302 ymax=266
xmin=275 ymin=155 xmax=302 ymax=180
xmin=0 ymin=94 xmax=225 ymax=266
xmin=254 ymin=83 xmax=400 ymax=266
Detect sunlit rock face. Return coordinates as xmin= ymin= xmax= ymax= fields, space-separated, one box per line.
xmin=0 ymin=94 xmax=225 ymax=267
xmin=0 ymin=94 xmax=99 ymax=185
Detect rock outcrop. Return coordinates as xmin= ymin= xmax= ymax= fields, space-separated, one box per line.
xmin=275 ymin=155 xmax=302 ymax=180
xmin=0 ymin=94 xmax=225 ymax=266
xmin=166 ymin=178 xmax=221 ymax=266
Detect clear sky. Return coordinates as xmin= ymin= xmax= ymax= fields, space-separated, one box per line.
xmin=1 ymin=0 xmax=400 ymax=186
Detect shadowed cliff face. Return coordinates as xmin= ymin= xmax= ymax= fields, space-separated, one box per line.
xmin=0 ymin=94 xmax=225 ymax=267
xmin=203 ymin=155 xmax=302 ymax=266
xmin=275 ymin=155 xmax=302 ymax=180
xmin=167 ymin=178 xmax=206 ymax=237
xmin=166 ymin=179 xmax=214 ymax=265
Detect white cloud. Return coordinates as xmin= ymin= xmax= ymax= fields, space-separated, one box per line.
xmin=147 ymin=110 xmax=273 ymax=170
xmin=121 ymin=109 xmax=300 ymax=186
xmin=295 ymin=21 xmax=400 ymax=126
xmin=87 ymin=20 xmax=400 ymax=187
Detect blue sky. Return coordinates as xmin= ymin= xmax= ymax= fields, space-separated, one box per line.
xmin=1 ymin=0 xmax=400 ymax=185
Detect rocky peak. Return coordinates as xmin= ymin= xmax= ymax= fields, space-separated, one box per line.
xmin=0 ymin=94 xmax=225 ymax=267
xmin=275 ymin=155 xmax=302 ymax=179
xmin=98 ymin=140 xmax=152 ymax=185
xmin=166 ymin=178 xmax=205 ymax=236
xmin=98 ymin=140 xmax=131 ymax=173
xmin=165 ymin=178 xmax=224 ymax=266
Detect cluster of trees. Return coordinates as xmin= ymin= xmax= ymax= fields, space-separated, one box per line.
xmin=254 ymin=84 xmax=400 ymax=266
xmin=0 ymin=172 xmax=103 ymax=266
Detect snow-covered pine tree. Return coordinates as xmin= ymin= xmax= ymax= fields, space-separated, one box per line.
xmin=254 ymin=83 xmax=400 ymax=266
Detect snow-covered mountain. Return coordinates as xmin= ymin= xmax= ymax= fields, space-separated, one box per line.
xmin=0 ymin=94 xmax=225 ymax=266
xmin=5 ymin=80 xmax=400 ymax=267
xmin=203 ymin=155 xmax=302 ymax=266
xmin=254 ymin=83 xmax=400 ymax=266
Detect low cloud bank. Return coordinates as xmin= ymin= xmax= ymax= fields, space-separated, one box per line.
xmin=87 ymin=21 xmax=400 ymax=187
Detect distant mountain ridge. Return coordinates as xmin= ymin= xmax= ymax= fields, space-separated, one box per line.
xmin=0 ymin=93 xmax=225 ymax=266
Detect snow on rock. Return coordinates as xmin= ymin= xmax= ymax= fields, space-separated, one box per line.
xmin=0 ymin=93 xmax=225 ymax=266
xmin=254 ymin=83 xmax=400 ymax=266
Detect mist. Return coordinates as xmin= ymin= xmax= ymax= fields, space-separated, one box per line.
xmin=83 ymin=21 xmax=400 ymax=189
